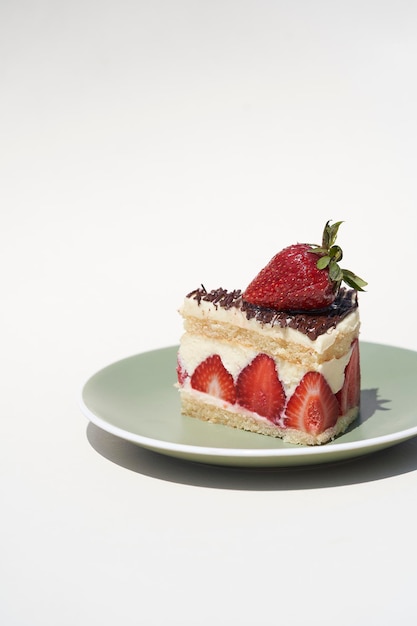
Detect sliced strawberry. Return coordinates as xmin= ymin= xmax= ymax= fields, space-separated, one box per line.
xmin=336 ymin=339 xmax=360 ymax=414
xmin=236 ymin=354 xmax=286 ymax=422
xmin=176 ymin=356 xmax=188 ymax=386
xmin=191 ymin=355 xmax=236 ymax=404
xmin=284 ymin=371 xmax=339 ymax=435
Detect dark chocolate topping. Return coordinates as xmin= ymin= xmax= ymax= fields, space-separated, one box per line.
xmin=186 ymin=286 xmax=358 ymax=340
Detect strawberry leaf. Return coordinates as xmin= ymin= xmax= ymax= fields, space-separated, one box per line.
xmin=317 ymin=255 xmax=331 ymax=269
xmin=322 ymin=220 xmax=343 ymax=249
xmin=315 ymin=220 xmax=367 ymax=294
xmin=342 ymin=269 xmax=368 ymax=291
xmin=310 ymin=246 xmax=328 ymax=256
xmin=329 ymin=260 xmax=343 ymax=283
xmin=321 ymin=223 xmax=331 ymax=249
xmin=329 ymin=245 xmax=343 ymax=262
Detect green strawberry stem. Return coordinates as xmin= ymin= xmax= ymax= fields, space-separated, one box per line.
xmin=310 ymin=220 xmax=367 ymax=292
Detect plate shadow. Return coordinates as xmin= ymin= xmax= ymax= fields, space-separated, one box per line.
xmin=359 ymin=387 xmax=391 ymax=423
xmin=86 ymin=422 xmax=417 ymax=491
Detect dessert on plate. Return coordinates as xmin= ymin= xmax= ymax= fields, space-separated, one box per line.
xmin=176 ymin=221 xmax=367 ymax=445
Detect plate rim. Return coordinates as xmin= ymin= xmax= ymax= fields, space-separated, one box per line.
xmin=79 ymin=341 xmax=417 ymax=462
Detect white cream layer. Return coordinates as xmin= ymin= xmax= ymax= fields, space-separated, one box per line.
xmin=178 ymin=333 xmax=352 ymax=398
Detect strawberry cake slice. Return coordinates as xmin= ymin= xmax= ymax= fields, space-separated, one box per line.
xmin=177 ymin=221 xmax=366 ymax=445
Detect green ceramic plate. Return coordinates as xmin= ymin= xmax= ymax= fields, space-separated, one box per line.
xmin=80 ymin=342 xmax=417 ymax=467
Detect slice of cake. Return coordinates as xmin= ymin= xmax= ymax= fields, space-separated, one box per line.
xmin=177 ymin=221 xmax=367 ymax=445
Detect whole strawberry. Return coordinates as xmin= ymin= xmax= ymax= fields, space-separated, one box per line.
xmin=243 ymin=221 xmax=367 ymax=311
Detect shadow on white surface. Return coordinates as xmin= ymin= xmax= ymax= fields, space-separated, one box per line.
xmin=86 ymin=422 xmax=417 ymax=491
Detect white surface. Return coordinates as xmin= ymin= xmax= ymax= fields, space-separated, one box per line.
xmin=2 ymin=1 xmax=417 ymax=624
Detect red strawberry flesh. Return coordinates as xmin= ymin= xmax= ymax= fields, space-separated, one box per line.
xmin=191 ymin=354 xmax=236 ymax=404
xmin=236 ymin=354 xmax=286 ymax=422
xmin=285 ymin=371 xmax=340 ymax=435
xmin=336 ymin=339 xmax=360 ymax=414
xmin=176 ymin=357 xmax=188 ymax=386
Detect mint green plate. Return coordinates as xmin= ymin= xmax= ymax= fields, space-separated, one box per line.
xmin=80 ymin=342 xmax=417 ymax=467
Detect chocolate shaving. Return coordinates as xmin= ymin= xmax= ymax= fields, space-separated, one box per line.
xmin=186 ymin=287 xmax=358 ymax=340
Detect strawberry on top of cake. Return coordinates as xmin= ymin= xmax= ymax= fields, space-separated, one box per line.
xmin=177 ymin=220 xmax=367 ymax=445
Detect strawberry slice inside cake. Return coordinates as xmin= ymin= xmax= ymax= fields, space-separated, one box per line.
xmin=177 ymin=221 xmax=366 ymax=445
xmin=236 ymin=354 xmax=285 ymax=422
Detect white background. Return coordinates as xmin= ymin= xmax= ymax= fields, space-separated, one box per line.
xmin=2 ymin=1 xmax=417 ymax=624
